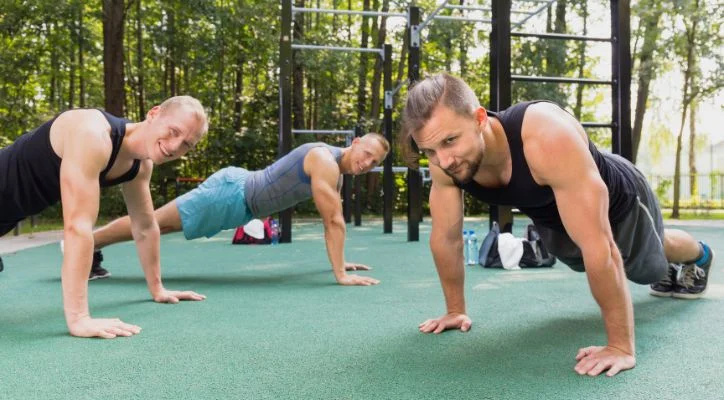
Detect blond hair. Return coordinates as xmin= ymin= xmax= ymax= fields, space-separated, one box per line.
xmin=400 ymin=73 xmax=480 ymax=167
xmin=159 ymin=95 xmax=209 ymax=136
xmin=362 ymin=132 xmax=391 ymax=154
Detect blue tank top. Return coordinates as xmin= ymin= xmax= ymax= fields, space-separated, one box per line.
xmin=0 ymin=109 xmax=141 ymax=219
xmin=244 ymin=143 xmax=344 ymax=217
xmin=458 ymin=101 xmax=638 ymax=232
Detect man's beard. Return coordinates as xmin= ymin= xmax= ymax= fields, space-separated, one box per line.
xmin=445 ymin=154 xmax=482 ymax=185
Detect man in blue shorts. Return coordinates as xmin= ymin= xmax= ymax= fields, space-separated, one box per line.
xmin=89 ymin=133 xmax=390 ymax=293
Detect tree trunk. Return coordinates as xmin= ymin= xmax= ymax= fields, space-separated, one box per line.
xmin=369 ymin=0 xmax=389 ymax=125
xmin=292 ymin=0 xmax=305 ymax=129
xmin=168 ymin=6 xmax=176 ymax=96
xmin=573 ymin=0 xmax=587 ymax=119
xmin=356 ymin=0 xmax=371 ymax=120
xmin=136 ymin=0 xmax=144 ymax=117
xmin=672 ymin=2 xmax=699 ymax=218
xmin=631 ymin=3 xmax=663 ymax=164
xmin=689 ymin=99 xmax=698 ymax=198
xmin=458 ymin=0 xmax=468 ymax=76
xmin=103 ymin=0 xmax=125 ymax=116
xmin=78 ymin=1 xmax=85 ymax=108
xmin=234 ymin=56 xmax=244 ymax=132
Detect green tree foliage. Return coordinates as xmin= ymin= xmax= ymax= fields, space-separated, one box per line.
xmin=3 ymin=1 xmax=718 ymax=220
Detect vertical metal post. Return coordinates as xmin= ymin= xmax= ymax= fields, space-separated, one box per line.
xmin=279 ymin=0 xmax=294 ymax=243
xmin=383 ymin=44 xmax=394 ymax=234
xmin=407 ymin=6 xmax=421 ymax=242
xmin=354 ymin=126 xmax=363 ymax=226
xmin=343 ymin=128 xmax=354 ymax=223
xmin=489 ymin=0 xmax=514 ymax=233
xmin=611 ymin=0 xmax=632 ymax=160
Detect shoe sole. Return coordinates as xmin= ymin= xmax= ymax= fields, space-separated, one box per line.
xmin=89 ymin=273 xmax=111 ymax=281
xmin=649 ymin=289 xmax=674 ymax=298
xmin=672 ymin=248 xmax=715 ymax=300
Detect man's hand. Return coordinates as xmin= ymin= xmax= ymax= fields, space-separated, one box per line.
xmin=152 ymin=287 xmax=206 ymax=304
xmin=68 ymin=316 xmax=141 ymax=339
xmin=419 ymin=313 xmax=472 ymax=334
xmin=345 ymin=262 xmax=371 ymax=271
xmin=574 ymin=345 xmax=636 ymax=377
xmin=336 ymin=273 xmax=380 ymax=286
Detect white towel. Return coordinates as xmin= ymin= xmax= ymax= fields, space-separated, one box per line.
xmin=497 ymin=232 xmax=524 ymax=270
xmin=243 ymin=219 xmax=266 ymax=239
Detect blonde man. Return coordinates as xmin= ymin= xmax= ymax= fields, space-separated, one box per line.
xmin=0 ymin=96 xmax=208 ymax=339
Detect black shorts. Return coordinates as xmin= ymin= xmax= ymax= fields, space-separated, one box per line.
xmin=535 ymin=154 xmax=667 ymax=285
xmin=0 ymin=219 xmax=20 ymax=237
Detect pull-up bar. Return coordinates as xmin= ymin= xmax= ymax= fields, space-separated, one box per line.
xmin=434 ymin=16 xmax=492 ymax=23
xmin=292 ymin=129 xmax=355 ymax=135
xmin=512 ymin=32 xmax=612 ymax=42
xmin=512 ymin=75 xmax=612 ymax=85
xmin=292 ymin=44 xmax=385 ymax=58
xmin=291 ymin=7 xmax=406 ymax=18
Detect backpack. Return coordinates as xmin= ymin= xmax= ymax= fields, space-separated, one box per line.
xmin=232 ymin=217 xmax=273 ymax=245
xmin=478 ymin=222 xmax=556 ymax=268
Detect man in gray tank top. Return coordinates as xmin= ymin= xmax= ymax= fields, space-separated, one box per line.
xmin=400 ymin=73 xmax=714 ymax=377
xmin=1 ymin=96 xmax=209 ymax=340
xmin=91 ymin=133 xmax=389 ymax=287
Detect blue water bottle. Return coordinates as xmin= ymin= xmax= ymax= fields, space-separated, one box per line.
xmin=467 ymin=230 xmax=478 ymax=266
xmin=462 ymin=230 xmax=469 ymax=264
xmin=270 ymin=219 xmax=280 ymax=245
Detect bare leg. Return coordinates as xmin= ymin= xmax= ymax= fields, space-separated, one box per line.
xmin=93 ymin=200 xmax=184 ymax=249
xmin=663 ymin=228 xmax=702 ymax=263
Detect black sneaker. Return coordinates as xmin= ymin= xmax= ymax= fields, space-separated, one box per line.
xmin=89 ymin=250 xmax=111 ymax=281
xmin=0 ymin=255 xmax=4 ymax=272
xmin=650 ymin=263 xmax=680 ymax=297
xmin=673 ymin=244 xmax=714 ymax=299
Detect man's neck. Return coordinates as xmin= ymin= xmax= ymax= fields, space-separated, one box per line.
xmin=119 ymin=122 xmax=147 ymax=160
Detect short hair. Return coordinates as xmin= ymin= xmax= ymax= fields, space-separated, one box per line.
xmin=362 ymin=132 xmax=390 ymax=154
xmin=400 ymin=73 xmax=480 ymax=167
xmin=159 ymin=95 xmax=209 ymax=137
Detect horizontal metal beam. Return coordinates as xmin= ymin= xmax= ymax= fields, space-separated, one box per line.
xmin=581 ymin=122 xmax=614 ymax=128
xmin=370 ymin=166 xmax=432 ymax=182
xmin=512 ymin=31 xmax=612 ymax=42
xmin=291 ymin=7 xmax=406 ymax=18
xmin=292 ymin=129 xmax=354 ymax=135
xmin=292 ymin=44 xmax=384 ymax=57
xmin=512 ymin=75 xmax=612 ymax=85
xmin=444 ymin=5 xmax=533 ymax=15
xmin=434 ymin=15 xmax=492 ymax=23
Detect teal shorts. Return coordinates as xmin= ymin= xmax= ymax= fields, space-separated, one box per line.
xmin=176 ymin=167 xmax=253 ymax=240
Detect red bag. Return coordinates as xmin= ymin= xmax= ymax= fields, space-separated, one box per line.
xmin=232 ymin=217 xmax=273 ymax=245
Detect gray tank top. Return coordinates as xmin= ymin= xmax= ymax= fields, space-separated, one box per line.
xmin=244 ymin=142 xmax=343 ymax=217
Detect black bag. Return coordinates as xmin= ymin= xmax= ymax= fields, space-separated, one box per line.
xmin=478 ymin=222 xmax=556 ymax=268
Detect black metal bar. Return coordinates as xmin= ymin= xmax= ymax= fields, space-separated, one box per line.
xmin=407 ymin=6 xmax=421 ymax=242
xmin=512 ymin=75 xmax=612 ymax=85
xmin=279 ymin=0 xmax=294 ymax=243
xmin=383 ymin=44 xmax=394 ymax=234
xmin=511 ymin=31 xmax=611 ymax=42
xmin=582 ymin=122 xmax=614 ymax=128
xmin=489 ymin=0 xmax=513 ymax=233
xmin=611 ymin=0 xmax=633 ymax=160
xmin=354 ymin=126 xmax=363 ymax=227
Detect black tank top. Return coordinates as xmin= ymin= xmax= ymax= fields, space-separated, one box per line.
xmin=458 ymin=101 xmax=638 ymax=232
xmin=0 ymin=109 xmax=141 ymax=219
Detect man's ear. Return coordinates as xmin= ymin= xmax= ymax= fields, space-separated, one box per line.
xmin=146 ymin=105 xmax=161 ymax=121
xmin=475 ymin=106 xmax=488 ymax=128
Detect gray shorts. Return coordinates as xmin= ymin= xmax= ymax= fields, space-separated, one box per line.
xmin=536 ymin=154 xmax=668 ymax=284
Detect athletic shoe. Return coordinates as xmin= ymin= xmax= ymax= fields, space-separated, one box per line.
xmin=650 ymin=263 xmax=680 ymax=297
xmin=89 ymin=250 xmax=111 ymax=280
xmin=673 ymin=243 xmax=714 ymax=299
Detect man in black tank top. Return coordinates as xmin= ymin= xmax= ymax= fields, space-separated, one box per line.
xmin=0 ymin=96 xmax=209 ymax=339
xmin=401 ymin=73 xmax=714 ymax=377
